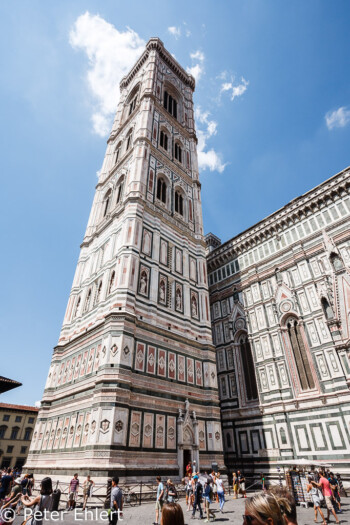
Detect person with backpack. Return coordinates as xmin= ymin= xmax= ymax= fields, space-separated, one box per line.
xmin=203 ymin=478 xmax=215 ymax=522
xmin=191 ymin=475 xmax=203 ymax=520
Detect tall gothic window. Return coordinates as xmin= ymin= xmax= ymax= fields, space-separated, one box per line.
xmin=94 ymin=281 xmax=103 ymax=305
xmin=84 ymin=289 xmax=92 ymax=313
xmin=174 ymin=143 xmax=182 ymax=163
xmin=239 ymin=335 xmax=258 ymax=401
xmin=108 ymin=271 xmax=115 ymax=295
xmin=156 ymin=177 xmax=167 ymax=204
xmin=175 ymin=190 xmax=184 ymax=216
xmin=74 ymin=296 xmax=81 ymax=319
xmin=128 ymin=96 xmax=137 ymax=116
xmin=163 ymin=91 xmax=178 ymax=119
xmin=287 ymin=318 xmax=315 ymax=390
xmin=126 ymin=130 xmax=132 ymax=151
xmin=321 ymin=297 xmax=334 ymax=320
xmin=160 ymin=130 xmax=168 ymax=151
xmin=115 ymin=142 xmax=121 ymax=164
xmin=103 ymin=189 xmax=112 ymax=217
xmin=116 ymin=180 xmax=124 ymax=204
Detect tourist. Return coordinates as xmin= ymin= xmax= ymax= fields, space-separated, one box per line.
xmin=233 ymin=472 xmax=239 ymax=499
xmin=203 ymin=478 xmax=215 ymax=522
xmin=328 ymin=473 xmax=342 ymax=513
xmin=109 ymin=476 xmax=123 ymax=525
xmin=186 ymin=462 xmax=192 ymax=479
xmin=0 ymin=469 xmax=13 ymax=501
xmin=186 ymin=477 xmax=193 ymax=511
xmin=311 ymin=471 xmax=339 ymax=524
xmin=269 ymin=486 xmax=298 ymax=525
xmin=82 ymin=475 xmax=95 ymax=511
xmin=20 ymin=477 xmax=53 ymax=525
xmin=21 ymin=475 xmax=30 ymax=496
xmin=243 ymin=491 xmax=292 ymax=525
xmin=238 ymin=470 xmax=247 ymax=498
xmin=306 ymin=477 xmax=326 ymax=524
xmin=154 ymin=476 xmax=164 ymax=525
xmin=191 ymin=475 xmax=203 ymax=520
xmin=165 ymin=480 xmax=177 ymax=503
xmin=161 ymin=502 xmax=184 ymax=525
xmin=67 ymin=473 xmax=79 ymax=511
xmin=215 ymin=472 xmax=225 ymax=513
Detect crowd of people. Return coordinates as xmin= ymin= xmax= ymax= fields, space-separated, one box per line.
xmin=0 ymin=464 xmax=346 ymax=525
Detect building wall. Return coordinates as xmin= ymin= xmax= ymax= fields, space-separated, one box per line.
xmin=26 ymin=39 xmax=224 ymax=481
xmin=207 ymin=167 xmax=350 ymax=475
xmin=0 ymin=404 xmax=38 ymax=469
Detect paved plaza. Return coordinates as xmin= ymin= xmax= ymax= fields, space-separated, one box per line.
xmin=11 ymin=494 xmax=349 ymax=525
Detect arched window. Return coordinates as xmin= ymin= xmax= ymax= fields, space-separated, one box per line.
xmin=128 ymin=96 xmax=137 ymax=116
xmin=0 ymin=426 xmax=7 ymax=439
xmin=174 ymin=143 xmax=182 ymax=163
xmin=126 ymin=130 xmax=132 ymax=151
xmin=115 ymin=142 xmax=121 ymax=164
xmin=11 ymin=427 xmax=20 ymax=440
xmin=330 ymin=253 xmax=343 ymax=271
xmin=163 ymin=90 xmax=178 ymax=119
xmin=156 ymin=177 xmax=167 ymax=204
xmin=108 ymin=271 xmax=115 ymax=295
xmin=94 ymin=281 xmax=103 ymax=305
xmin=116 ymin=179 xmax=124 ymax=204
xmin=321 ymin=297 xmax=334 ymax=320
xmin=175 ymin=190 xmax=184 ymax=216
xmin=73 ymin=296 xmax=81 ymax=319
xmin=239 ymin=335 xmax=258 ymax=401
xmin=103 ymin=189 xmax=112 ymax=218
xmin=160 ymin=130 xmax=168 ymax=151
xmin=287 ymin=318 xmax=315 ymax=390
xmin=84 ymin=289 xmax=92 ymax=313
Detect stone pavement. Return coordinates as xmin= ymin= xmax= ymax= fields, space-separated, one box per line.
xmin=11 ymin=495 xmax=349 ymax=524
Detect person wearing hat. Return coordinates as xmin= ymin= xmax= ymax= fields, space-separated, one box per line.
xmin=7 ymin=478 xmax=23 ymax=502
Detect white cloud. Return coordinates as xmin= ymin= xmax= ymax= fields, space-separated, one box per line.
xmin=35 ymin=401 xmax=41 ymax=408
xmin=325 ymin=106 xmax=350 ymax=130
xmin=195 ymin=107 xmax=226 ymax=173
xmin=168 ymin=26 xmax=181 ymax=38
xmin=220 ymin=76 xmax=249 ymax=101
xmin=190 ymin=50 xmax=205 ymax=62
xmin=187 ymin=50 xmax=205 ymax=83
xmin=187 ymin=64 xmax=204 ymax=82
xmin=69 ymin=12 xmax=145 ymax=136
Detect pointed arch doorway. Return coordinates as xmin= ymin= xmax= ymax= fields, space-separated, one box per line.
xmin=177 ymin=399 xmax=199 ymax=477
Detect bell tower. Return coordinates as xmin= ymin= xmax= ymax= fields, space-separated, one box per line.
xmin=26 ymin=38 xmax=224 ymax=481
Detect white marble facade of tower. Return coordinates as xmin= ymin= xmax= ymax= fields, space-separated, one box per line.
xmin=26 ymin=38 xmax=224 ymax=482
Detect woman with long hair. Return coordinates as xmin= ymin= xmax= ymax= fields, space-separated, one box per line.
xmin=21 ymin=477 xmax=52 ymax=525
xmin=243 ymin=492 xmax=292 ymax=525
xmin=161 ymin=502 xmax=184 ymax=525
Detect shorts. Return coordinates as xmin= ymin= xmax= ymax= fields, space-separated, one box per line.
xmin=312 ymin=496 xmax=321 ymax=507
xmin=325 ymin=496 xmax=333 ymax=510
xmin=69 ymin=492 xmax=78 ymax=501
xmin=155 ymin=500 xmax=164 ymax=511
xmin=233 ymin=484 xmax=238 ymax=493
xmin=240 ymin=483 xmax=246 ymax=491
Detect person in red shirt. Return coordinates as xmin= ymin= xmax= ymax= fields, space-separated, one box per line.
xmin=312 ymin=471 xmax=339 ymax=524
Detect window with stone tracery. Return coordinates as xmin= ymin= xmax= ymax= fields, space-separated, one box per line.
xmin=239 ymin=335 xmax=258 ymax=401
xmin=286 ymin=318 xmax=315 ymax=390
xmin=115 ymin=142 xmax=121 ymax=164
xmin=160 ymin=130 xmax=168 ymax=151
xmin=74 ymin=296 xmax=81 ymax=318
xmin=174 ymin=142 xmax=182 ymax=163
xmin=103 ymin=189 xmax=112 ymax=218
xmin=156 ymin=177 xmax=167 ymax=204
xmin=84 ymin=288 xmax=92 ymax=313
xmin=163 ymin=90 xmax=178 ymax=119
xmin=108 ymin=271 xmax=115 ymax=295
xmin=175 ymin=189 xmax=184 ymax=216
xmin=116 ymin=178 xmax=124 ymax=204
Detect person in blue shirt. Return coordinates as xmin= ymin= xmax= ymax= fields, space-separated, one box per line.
xmin=154 ymin=476 xmax=164 ymax=525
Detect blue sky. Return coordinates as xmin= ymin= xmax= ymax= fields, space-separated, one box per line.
xmin=1 ymin=1 xmax=349 ymax=406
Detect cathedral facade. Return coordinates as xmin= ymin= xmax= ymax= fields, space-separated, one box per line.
xmin=25 ymin=38 xmax=224 ymax=481
xmin=206 ymin=167 xmax=350 ymax=475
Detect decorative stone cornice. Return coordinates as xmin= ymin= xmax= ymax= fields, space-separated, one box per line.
xmin=120 ymin=38 xmax=195 ymax=91
xmin=207 ymin=166 xmax=350 ymax=267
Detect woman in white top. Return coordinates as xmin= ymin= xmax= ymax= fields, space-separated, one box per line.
xmin=215 ymin=472 xmax=225 ymax=513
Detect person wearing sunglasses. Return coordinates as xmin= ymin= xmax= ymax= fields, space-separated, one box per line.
xmin=243 ymin=492 xmax=293 ymax=525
